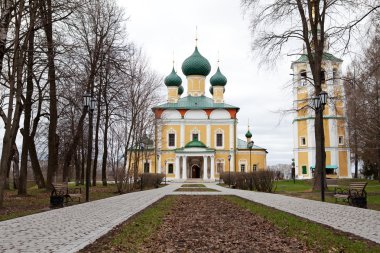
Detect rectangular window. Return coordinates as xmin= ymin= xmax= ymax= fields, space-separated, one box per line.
xmin=253 ymin=165 xmax=257 ymax=171
xmin=302 ymin=165 xmax=307 ymax=174
xmin=338 ymin=136 xmax=344 ymax=145
xmin=300 ymin=137 xmax=306 ymax=146
xmin=168 ymin=163 xmax=174 ymax=174
xmin=216 ymin=133 xmax=223 ymax=147
xmin=168 ymin=133 xmax=175 ymax=147
xmin=144 ymin=162 xmax=149 ymax=173
xmin=192 ymin=133 xmax=198 ymax=141
xmin=240 ymin=164 xmax=245 ymax=172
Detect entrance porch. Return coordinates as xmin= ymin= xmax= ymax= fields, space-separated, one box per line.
xmin=174 ymin=154 xmax=216 ymax=182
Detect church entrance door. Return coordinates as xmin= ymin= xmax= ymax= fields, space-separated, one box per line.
xmin=191 ymin=165 xmax=201 ymax=178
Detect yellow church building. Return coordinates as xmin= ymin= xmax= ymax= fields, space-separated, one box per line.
xmin=292 ymin=49 xmax=351 ymax=179
xmin=140 ymin=46 xmax=267 ymax=181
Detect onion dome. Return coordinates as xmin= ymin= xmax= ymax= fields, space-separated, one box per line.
xmin=182 ymin=47 xmax=211 ymax=76
xmin=245 ymin=129 xmax=252 ymax=138
xmin=178 ymin=85 xmax=184 ymax=95
xmin=164 ymin=67 xmax=182 ymax=87
xmin=210 ymin=67 xmax=227 ymax=86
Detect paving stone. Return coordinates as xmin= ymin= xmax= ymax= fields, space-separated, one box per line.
xmin=0 ymin=182 xmax=379 ymax=252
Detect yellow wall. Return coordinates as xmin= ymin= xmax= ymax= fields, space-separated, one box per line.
xmin=339 ymin=151 xmax=348 ymax=177
xmin=187 ymin=76 xmax=205 ymax=95
xmin=325 ymin=151 xmax=331 ymax=166
xmin=185 ymin=125 xmax=207 ymax=144
xmin=210 ymin=125 xmax=230 ymax=149
xmin=162 ymin=125 xmax=181 ymax=149
xmin=297 ymin=92 xmax=308 ymax=117
xmin=236 ymin=152 xmax=267 ymax=171
xmin=323 ymin=119 xmax=330 ymax=147
xmin=213 ymin=87 xmax=224 ymax=102
xmin=297 ymin=120 xmax=308 ymax=147
xmin=298 ymin=152 xmax=309 ymax=176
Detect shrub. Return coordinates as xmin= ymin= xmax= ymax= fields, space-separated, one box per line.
xmin=221 ymin=171 xmax=276 ymax=192
xmin=138 ymin=173 xmax=165 ymax=189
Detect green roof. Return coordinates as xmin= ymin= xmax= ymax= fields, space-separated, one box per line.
xmin=237 ymin=138 xmax=267 ymax=151
xmin=293 ymin=52 xmax=343 ymax=64
xmin=153 ymin=95 xmax=239 ymax=110
xmin=178 ymin=85 xmax=184 ymax=95
xmin=164 ymin=67 xmax=182 ymax=87
xmin=182 ymin=47 xmax=211 ymax=76
xmin=210 ymin=67 xmax=227 ymax=86
xmin=184 ymin=136 xmax=207 ymax=148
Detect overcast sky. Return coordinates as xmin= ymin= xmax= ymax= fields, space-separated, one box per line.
xmin=118 ymin=0 xmax=351 ymax=165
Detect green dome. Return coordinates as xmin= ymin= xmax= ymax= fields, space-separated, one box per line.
xmin=245 ymin=130 xmax=252 ymax=138
xmin=182 ymin=47 xmax=211 ymax=76
xmin=210 ymin=67 xmax=227 ymax=86
xmin=164 ymin=67 xmax=182 ymax=87
xmin=185 ymin=136 xmax=207 ymax=148
xmin=178 ymin=85 xmax=184 ymax=95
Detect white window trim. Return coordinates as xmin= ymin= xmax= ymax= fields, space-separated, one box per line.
xmin=215 ymin=129 xmax=224 ymax=149
xmin=190 ymin=128 xmax=200 ymax=141
xmin=143 ymin=160 xmax=151 ymax=173
xmin=216 ymin=159 xmax=225 ymax=174
xmin=167 ymin=129 xmax=176 ymax=149
xmin=239 ymin=160 xmax=247 ymax=172
xmin=338 ymin=135 xmax=344 ymax=145
xmin=166 ymin=160 xmax=175 ymax=174
xmin=300 ymin=136 xmax=307 ymax=146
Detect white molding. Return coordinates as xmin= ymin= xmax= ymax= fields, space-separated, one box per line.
xmin=167 ymin=128 xmax=176 ymax=149
xmin=214 ymin=128 xmax=224 ymax=149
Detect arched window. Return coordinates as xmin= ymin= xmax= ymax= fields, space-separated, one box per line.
xmin=299 ymin=70 xmax=307 ymax=86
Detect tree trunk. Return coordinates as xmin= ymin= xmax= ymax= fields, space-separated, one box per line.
xmin=92 ymin=90 xmax=101 ymax=186
xmin=29 ymin=140 xmax=46 ymax=188
xmin=12 ymin=146 xmax=20 ymax=190
xmin=102 ymin=102 xmax=109 ymax=186
xmin=75 ymin=148 xmax=80 ymax=185
xmin=40 ymin=0 xmax=59 ymax=189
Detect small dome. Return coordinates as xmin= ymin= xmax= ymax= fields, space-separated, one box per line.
xmin=210 ymin=67 xmax=227 ymax=86
xmin=164 ymin=67 xmax=182 ymax=87
xmin=178 ymin=85 xmax=184 ymax=95
xmin=182 ymin=47 xmax=211 ymax=76
xmin=245 ymin=130 xmax=252 ymax=138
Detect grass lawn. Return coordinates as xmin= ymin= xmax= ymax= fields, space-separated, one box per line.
xmin=275 ymin=179 xmax=380 ymax=211
xmin=181 ymin=184 xmax=206 ymax=187
xmin=174 ymin=187 xmax=219 ymax=192
xmin=225 ymin=196 xmax=380 ymax=253
xmin=1 ymin=183 xmax=118 ymax=221
xmin=80 ymin=196 xmax=176 ymax=253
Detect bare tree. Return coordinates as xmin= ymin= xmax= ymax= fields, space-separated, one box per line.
xmin=242 ymin=0 xmax=380 ymax=191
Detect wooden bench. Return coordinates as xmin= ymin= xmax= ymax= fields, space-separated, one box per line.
xmin=51 ymin=183 xmax=82 ymax=206
xmin=334 ymin=182 xmax=368 ymax=208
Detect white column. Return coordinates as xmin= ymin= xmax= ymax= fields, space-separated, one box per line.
xmin=175 ymin=156 xmax=180 ymax=179
xmin=229 ymin=122 xmax=233 ymax=150
xmin=203 ymin=155 xmax=208 ymax=180
xmin=182 ymin=155 xmax=187 ymax=179
xmin=210 ymin=155 xmax=215 ymax=180
xmin=206 ymin=123 xmax=211 ymax=147
xmin=180 ymin=122 xmax=185 ymax=147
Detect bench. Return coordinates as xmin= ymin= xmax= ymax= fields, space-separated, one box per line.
xmin=51 ymin=183 xmax=82 ymax=206
xmin=334 ymin=182 xmax=367 ymax=208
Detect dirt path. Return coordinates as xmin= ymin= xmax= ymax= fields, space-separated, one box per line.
xmin=140 ymin=196 xmax=312 ymax=253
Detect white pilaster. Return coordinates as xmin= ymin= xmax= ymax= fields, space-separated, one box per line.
xmin=206 ymin=123 xmax=211 ymax=147
xmin=210 ymin=155 xmax=215 ymax=180
xmin=175 ymin=156 xmax=180 ymax=179
xmin=180 ymin=121 xmax=185 ymax=147
xmin=229 ymin=123 xmax=233 ymax=150
xmin=182 ymin=155 xmax=187 ymax=179
xmin=203 ymin=156 xmax=208 ymax=180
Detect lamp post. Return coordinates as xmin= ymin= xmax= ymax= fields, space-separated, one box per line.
xmin=312 ymin=90 xmax=328 ymax=202
xmin=291 ymin=158 xmax=295 ymax=184
xmin=247 ymin=140 xmax=254 ymax=172
xmin=83 ymin=94 xmax=96 ymax=202
xmin=228 ymin=154 xmax=232 ymax=188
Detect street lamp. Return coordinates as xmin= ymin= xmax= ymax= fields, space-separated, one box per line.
xmin=291 ymin=158 xmax=295 ymax=184
xmin=84 ymin=93 xmax=96 ymax=202
xmin=228 ymin=154 xmax=232 ymax=188
xmin=247 ymin=140 xmax=254 ymax=172
xmin=312 ymin=90 xmax=328 ymax=202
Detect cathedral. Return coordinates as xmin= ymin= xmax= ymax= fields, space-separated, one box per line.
xmin=139 ymin=45 xmax=267 ymax=181
xmin=292 ymin=50 xmax=351 ymax=179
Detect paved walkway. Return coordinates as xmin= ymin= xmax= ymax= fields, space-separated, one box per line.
xmin=0 ymin=183 xmax=379 ymax=253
